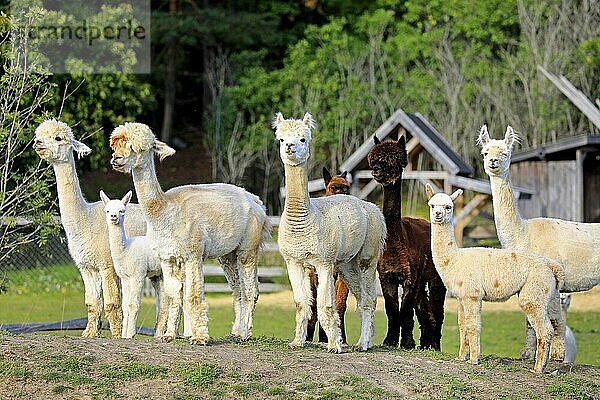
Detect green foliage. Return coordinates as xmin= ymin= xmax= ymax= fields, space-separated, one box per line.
xmin=177 ymin=363 xmax=222 ymax=387
xmin=100 ymin=362 xmax=167 ymax=380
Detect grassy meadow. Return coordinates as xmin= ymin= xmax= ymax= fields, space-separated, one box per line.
xmin=1 ymin=264 xmax=599 ymax=366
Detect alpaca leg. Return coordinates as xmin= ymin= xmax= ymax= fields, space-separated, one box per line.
xmin=414 ymin=284 xmax=436 ymax=350
xmin=462 ymin=298 xmax=482 ymax=365
xmin=161 ymin=259 xmax=183 ymax=342
xmin=380 ymin=274 xmax=400 ymax=347
xmin=238 ymin=249 xmax=260 ymax=340
xmin=399 ymin=285 xmax=417 ymax=350
xmin=548 ymin=292 xmax=566 ymax=362
xmin=519 ymin=297 xmax=553 ymax=373
xmin=184 ymin=257 xmax=209 ymax=345
xmin=124 ymin=278 xmax=144 ymax=339
xmin=316 ymin=266 xmax=342 ymax=353
xmin=80 ymin=266 xmax=102 ymax=338
xmin=429 ymin=278 xmax=446 ymax=350
xmin=120 ymin=278 xmax=131 ymax=338
xmin=99 ymin=262 xmax=123 ymax=338
xmin=286 ymin=258 xmax=310 ymax=348
xmin=356 ymin=261 xmax=377 ymax=351
xmin=521 ymin=319 xmax=536 ymax=360
xmin=334 ymin=274 xmax=350 ymax=345
xmin=220 ymin=252 xmax=242 ymax=337
xmin=306 ymin=270 xmax=319 ymax=342
xmin=456 ymin=299 xmax=469 ymax=361
xmin=151 ymin=277 xmax=168 ymax=338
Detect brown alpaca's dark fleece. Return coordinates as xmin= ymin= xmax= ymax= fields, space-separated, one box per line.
xmin=368 ymin=136 xmax=446 ymax=350
xmin=306 ymin=168 xmax=351 ymax=343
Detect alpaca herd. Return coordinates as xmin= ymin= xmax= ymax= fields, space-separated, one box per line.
xmin=32 ymin=114 xmax=597 ymax=374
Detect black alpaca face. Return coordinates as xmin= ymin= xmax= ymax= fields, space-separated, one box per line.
xmin=367 ymin=136 xmax=408 ymax=186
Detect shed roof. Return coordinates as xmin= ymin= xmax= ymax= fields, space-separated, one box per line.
xmin=511 ymin=135 xmax=600 ymax=163
xmin=339 ymin=108 xmax=474 ymax=176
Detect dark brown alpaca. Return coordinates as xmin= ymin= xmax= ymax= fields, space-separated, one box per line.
xmin=368 ymin=136 xmax=446 ymax=350
xmin=306 ymin=167 xmax=351 ymax=343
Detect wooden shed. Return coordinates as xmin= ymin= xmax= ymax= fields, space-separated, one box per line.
xmin=510 ymin=135 xmax=600 ymax=222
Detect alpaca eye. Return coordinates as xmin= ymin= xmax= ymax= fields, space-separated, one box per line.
xmin=300 ymin=138 xmax=305 ymax=143
xmin=445 ymin=206 xmax=452 ymax=210
xmin=279 ymin=139 xmax=284 ymax=143
xmin=483 ymin=152 xmax=488 ymax=156
xmin=55 ymin=136 xmax=62 ymax=141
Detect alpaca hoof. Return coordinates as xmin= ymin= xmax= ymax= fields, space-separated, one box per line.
xmin=400 ymin=338 xmax=416 ymax=350
xmin=288 ymin=339 xmax=304 ymax=349
xmin=550 ymin=347 xmax=565 ymax=362
xmin=189 ymin=334 xmax=209 ymax=345
xmin=382 ymin=337 xmax=399 ymax=347
xmin=327 ymin=343 xmax=342 ymax=353
xmin=467 ymin=359 xmax=479 ymax=365
xmin=520 ymin=347 xmax=535 ymax=360
xmin=454 ymin=356 xmax=467 ymax=362
xmin=81 ymin=329 xmax=99 ymax=338
xmin=354 ymin=341 xmax=370 ymax=352
xmin=160 ymin=334 xmax=176 ymax=342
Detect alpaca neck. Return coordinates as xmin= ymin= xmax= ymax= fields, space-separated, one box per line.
xmin=131 ymin=153 xmax=167 ymax=220
xmin=107 ymin=221 xmax=127 ymax=257
xmin=283 ymin=163 xmax=311 ymax=230
xmin=430 ymin=221 xmax=458 ymax=269
xmin=489 ymin=173 xmax=527 ymax=245
xmin=52 ymin=152 xmax=88 ymax=225
xmin=382 ymin=179 xmax=403 ymax=230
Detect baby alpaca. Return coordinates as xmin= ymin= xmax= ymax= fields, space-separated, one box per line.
xmin=426 ymin=184 xmax=564 ymax=373
xmin=101 ymin=190 xmax=166 ymax=339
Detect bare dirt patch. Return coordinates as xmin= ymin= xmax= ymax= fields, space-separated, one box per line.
xmin=1 ymin=333 xmax=599 ymax=400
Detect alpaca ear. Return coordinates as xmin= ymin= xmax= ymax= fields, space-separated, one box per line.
xmin=504 ymin=126 xmax=517 ymax=149
xmin=272 ymin=112 xmax=284 ymax=129
xmin=450 ymin=189 xmax=463 ymax=202
xmin=322 ymin=167 xmax=332 ymax=186
xmin=72 ymin=139 xmax=92 ymax=159
xmin=153 ymin=140 xmax=176 ymax=161
xmin=302 ymin=112 xmax=315 ymax=130
xmin=373 ymin=136 xmax=381 ymax=145
xmin=99 ymin=190 xmax=110 ymax=205
xmin=121 ymin=190 xmax=132 ymax=206
xmin=397 ymin=135 xmax=406 ymax=147
xmin=425 ymin=183 xmax=435 ymax=200
xmin=477 ymin=125 xmax=490 ymax=147
xmin=340 ymin=171 xmax=348 ymax=179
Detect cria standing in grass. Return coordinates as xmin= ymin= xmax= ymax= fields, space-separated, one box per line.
xmin=100 ymin=190 xmax=166 ymax=339
xmin=425 ymin=184 xmax=564 ymax=373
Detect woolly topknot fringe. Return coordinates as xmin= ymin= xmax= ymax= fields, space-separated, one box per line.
xmin=36 ymin=119 xmax=73 ymax=140
xmin=110 ymin=122 xmax=156 ymax=153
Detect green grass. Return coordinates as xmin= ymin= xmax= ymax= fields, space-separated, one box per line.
xmin=1 ymin=265 xmax=599 ymax=366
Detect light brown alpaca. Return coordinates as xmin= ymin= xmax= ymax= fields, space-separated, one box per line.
xmin=426 ymin=184 xmax=564 ymax=373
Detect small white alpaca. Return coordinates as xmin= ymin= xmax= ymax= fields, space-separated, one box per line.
xmin=425 ymin=184 xmax=565 ymax=373
xmin=33 ymin=119 xmax=147 ymax=338
xmin=274 ymin=112 xmax=386 ymax=353
xmin=100 ymin=190 xmax=166 ymax=339
xmin=109 ymin=122 xmax=271 ymax=344
xmin=560 ymin=294 xmax=577 ymax=365
xmin=478 ymin=125 xmax=600 ymax=360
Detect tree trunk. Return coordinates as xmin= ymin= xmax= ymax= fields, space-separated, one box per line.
xmin=160 ymin=0 xmax=178 ymax=144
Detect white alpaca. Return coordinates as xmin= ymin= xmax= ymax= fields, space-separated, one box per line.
xmin=100 ymin=190 xmax=167 ymax=339
xmin=478 ymin=125 xmax=599 ymax=360
xmin=274 ymin=112 xmax=386 ymax=353
xmin=560 ymin=294 xmax=577 ymax=365
xmin=33 ymin=119 xmax=146 ymax=338
xmin=425 ymin=184 xmax=565 ymax=373
xmin=109 ymin=122 xmax=271 ymax=344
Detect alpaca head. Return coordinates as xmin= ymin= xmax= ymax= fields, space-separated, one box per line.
xmin=367 ymin=136 xmax=408 ymax=186
xmin=323 ymin=167 xmax=350 ymax=195
xmin=33 ymin=119 xmax=92 ymax=163
xmin=100 ymin=190 xmax=132 ymax=226
xmin=425 ymin=183 xmax=463 ymax=225
xmin=477 ymin=125 xmax=519 ymax=178
xmin=560 ymin=293 xmax=571 ymax=313
xmin=272 ymin=112 xmax=315 ymax=166
xmin=109 ymin=122 xmax=176 ymax=173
